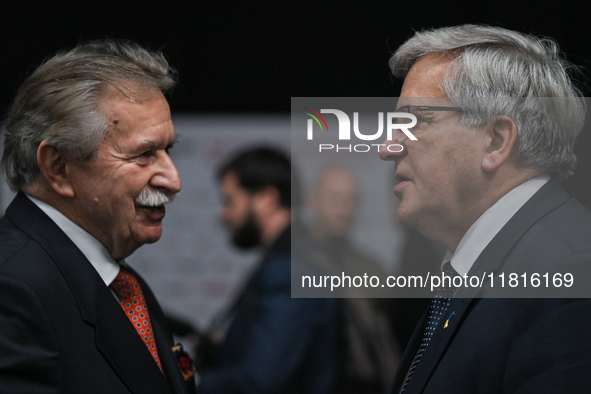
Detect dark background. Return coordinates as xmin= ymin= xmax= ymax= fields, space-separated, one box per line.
xmin=1 ymin=0 xmax=590 ymax=205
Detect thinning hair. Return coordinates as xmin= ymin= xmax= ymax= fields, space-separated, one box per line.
xmin=389 ymin=24 xmax=585 ymax=179
xmin=218 ymin=146 xmax=293 ymax=208
xmin=2 ymin=39 xmax=177 ymax=191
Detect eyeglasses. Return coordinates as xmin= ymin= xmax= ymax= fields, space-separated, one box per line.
xmin=394 ymin=105 xmax=464 ymax=142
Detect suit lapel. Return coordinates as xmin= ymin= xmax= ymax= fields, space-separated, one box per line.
xmin=134 ymin=267 xmax=194 ymax=394
xmin=94 ymin=280 xmax=172 ymax=393
xmin=390 ymin=307 xmax=429 ymax=392
xmin=6 ymin=193 xmax=172 ymax=394
xmin=6 ymin=193 xmax=101 ymax=325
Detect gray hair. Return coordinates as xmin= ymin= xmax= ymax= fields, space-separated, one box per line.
xmin=389 ymin=24 xmax=585 ymax=179
xmin=2 ymin=39 xmax=177 ymax=191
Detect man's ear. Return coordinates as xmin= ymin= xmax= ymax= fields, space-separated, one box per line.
xmin=37 ymin=140 xmax=75 ymax=197
xmin=482 ymin=116 xmax=518 ymax=173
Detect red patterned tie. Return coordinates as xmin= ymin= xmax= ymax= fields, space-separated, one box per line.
xmin=110 ymin=266 xmax=162 ymax=371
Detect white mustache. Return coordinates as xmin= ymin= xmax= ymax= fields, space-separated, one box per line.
xmin=135 ymin=187 xmax=177 ymax=207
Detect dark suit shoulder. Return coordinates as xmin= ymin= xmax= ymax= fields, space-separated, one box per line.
xmin=503 ymin=198 xmax=591 ymax=273
xmin=533 ymin=198 xmax=591 ymax=251
xmin=0 ymin=215 xmax=35 ymax=266
xmin=0 ymin=226 xmax=69 ymax=306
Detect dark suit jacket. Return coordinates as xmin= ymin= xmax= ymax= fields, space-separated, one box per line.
xmin=196 ymin=226 xmax=341 ymax=394
xmin=0 ymin=193 xmax=196 ymax=394
xmin=391 ymin=180 xmax=591 ymax=393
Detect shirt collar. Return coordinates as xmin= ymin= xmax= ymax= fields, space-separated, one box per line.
xmin=26 ymin=194 xmax=120 ymax=286
xmin=445 ymin=175 xmax=550 ymax=276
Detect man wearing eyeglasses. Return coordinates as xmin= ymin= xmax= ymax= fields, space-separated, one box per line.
xmin=381 ymin=25 xmax=591 ymax=393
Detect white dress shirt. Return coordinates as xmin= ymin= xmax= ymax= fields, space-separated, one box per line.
xmin=443 ymin=175 xmax=550 ymax=276
xmin=26 ymin=194 xmax=120 ymax=287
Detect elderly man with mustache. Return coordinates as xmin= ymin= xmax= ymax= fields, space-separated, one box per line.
xmin=0 ymin=40 xmax=194 ymax=394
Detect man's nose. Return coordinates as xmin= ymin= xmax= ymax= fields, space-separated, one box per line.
xmin=150 ymin=153 xmax=182 ymax=193
xmin=378 ymin=135 xmax=407 ymax=161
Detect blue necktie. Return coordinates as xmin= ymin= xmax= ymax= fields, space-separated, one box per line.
xmin=400 ymin=262 xmax=459 ymax=393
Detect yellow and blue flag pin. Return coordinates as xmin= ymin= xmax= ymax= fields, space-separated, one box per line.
xmin=443 ymin=311 xmax=455 ymax=330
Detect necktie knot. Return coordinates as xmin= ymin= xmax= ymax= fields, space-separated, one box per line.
xmin=111 ymin=267 xmax=145 ymax=302
xmin=436 ymin=261 xmax=460 ymax=298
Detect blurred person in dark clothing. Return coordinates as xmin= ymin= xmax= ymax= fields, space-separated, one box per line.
xmin=308 ymin=165 xmax=400 ymax=393
xmin=194 ymin=147 xmax=340 ymax=394
xmin=309 ymin=166 xmax=388 ymax=283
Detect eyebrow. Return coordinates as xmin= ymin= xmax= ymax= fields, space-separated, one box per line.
xmin=143 ymin=135 xmax=179 ymax=149
xmin=143 ymin=140 xmax=159 ymax=148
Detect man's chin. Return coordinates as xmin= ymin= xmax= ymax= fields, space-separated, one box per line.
xmin=135 ymin=226 xmax=163 ymax=245
xmin=396 ymin=204 xmax=417 ymax=228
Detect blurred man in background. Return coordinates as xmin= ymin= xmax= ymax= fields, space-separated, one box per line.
xmin=195 ymin=146 xmax=340 ymax=394
xmin=308 ymin=165 xmax=399 ymax=394
xmin=309 ymin=166 xmax=387 ymax=281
